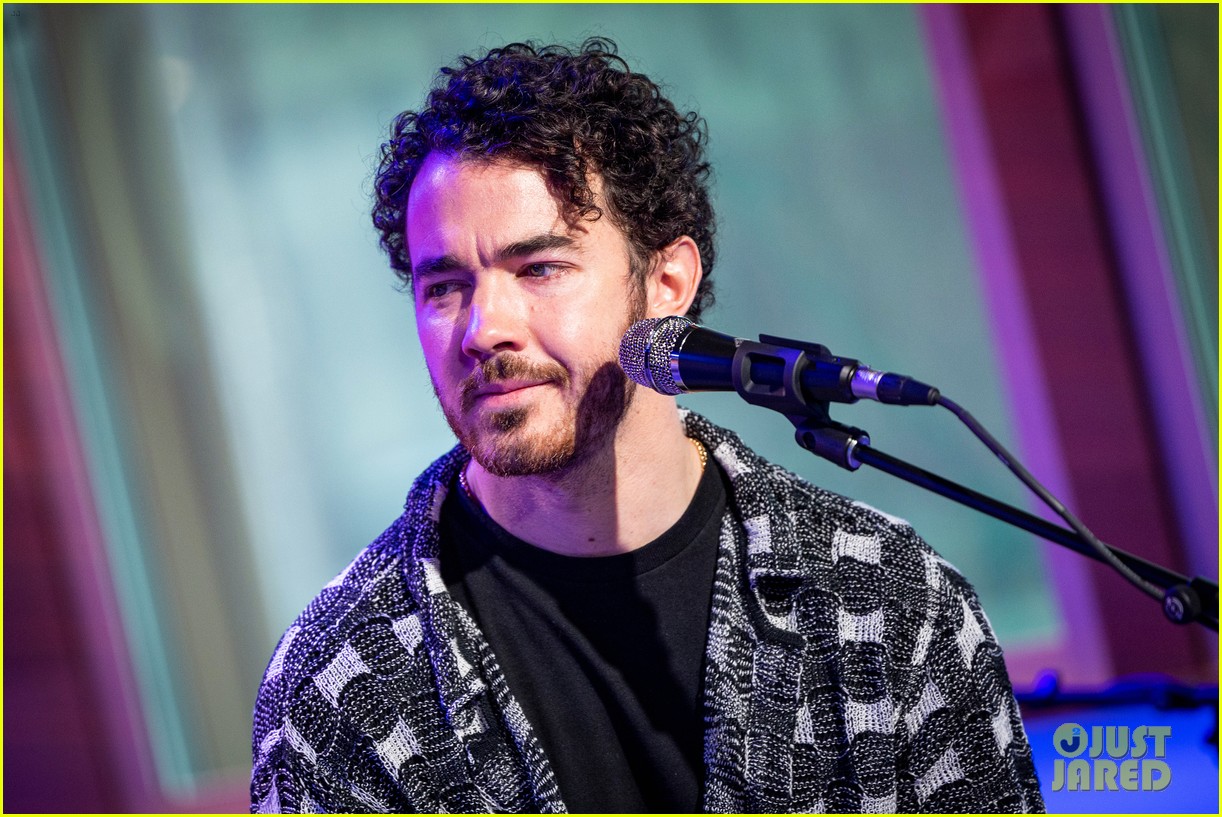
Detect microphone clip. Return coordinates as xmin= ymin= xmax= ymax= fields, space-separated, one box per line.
xmin=730 ymin=334 xmax=871 ymax=471
xmin=730 ymin=333 xmax=860 ymax=417
xmin=792 ymin=410 xmax=872 ymax=472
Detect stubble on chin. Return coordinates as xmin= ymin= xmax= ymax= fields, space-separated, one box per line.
xmin=451 ymin=399 xmax=578 ymax=477
xmin=488 ymin=406 xmax=528 ymax=433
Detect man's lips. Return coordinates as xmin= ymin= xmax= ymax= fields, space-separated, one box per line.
xmin=458 ymin=355 xmax=570 ymax=412
xmin=471 ymin=380 xmax=552 ymax=401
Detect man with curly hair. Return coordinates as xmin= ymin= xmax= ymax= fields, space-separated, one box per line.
xmin=251 ymin=39 xmax=1043 ymax=813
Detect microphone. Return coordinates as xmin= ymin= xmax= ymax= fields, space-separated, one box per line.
xmin=619 ymin=316 xmax=939 ymax=409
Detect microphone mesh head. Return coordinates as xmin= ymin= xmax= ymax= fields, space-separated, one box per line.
xmin=618 ymin=315 xmax=693 ymax=396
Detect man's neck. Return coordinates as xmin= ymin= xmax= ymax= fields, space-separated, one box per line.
xmin=463 ymin=395 xmax=703 ymax=557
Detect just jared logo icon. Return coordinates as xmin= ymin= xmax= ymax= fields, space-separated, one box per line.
xmin=1056 ymin=725 xmax=1086 ymax=756
xmin=1051 ymin=723 xmax=1172 ymax=792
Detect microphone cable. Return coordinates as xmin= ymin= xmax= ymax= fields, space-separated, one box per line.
xmin=935 ymin=393 xmax=1163 ymax=602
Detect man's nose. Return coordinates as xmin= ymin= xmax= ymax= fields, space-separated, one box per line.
xmin=461 ymin=279 xmax=525 ymax=359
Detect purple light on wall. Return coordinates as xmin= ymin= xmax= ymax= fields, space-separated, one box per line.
xmin=918 ymin=5 xmax=1112 ymax=685
xmin=1062 ymin=4 xmax=1218 ymax=591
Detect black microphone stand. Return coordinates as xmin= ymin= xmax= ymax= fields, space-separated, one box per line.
xmin=793 ymin=415 xmax=1217 ymax=632
xmin=725 ymin=335 xmax=1218 ymax=632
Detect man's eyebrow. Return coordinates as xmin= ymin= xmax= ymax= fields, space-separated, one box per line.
xmin=497 ymin=233 xmax=578 ymax=261
xmin=412 ymin=254 xmax=465 ymax=280
xmin=411 ymin=234 xmax=578 ymax=281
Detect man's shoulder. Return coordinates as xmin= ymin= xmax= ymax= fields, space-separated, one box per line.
xmin=249 ymin=501 xmax=452 ymax=812
xmin=260 ymin=514 xmax=418 ymax=687
xmin=683 ymin=410 xmax=971 ymax=604
xmin=274 ymin=439 xmax=464 ymax=635
xmin=259 ymin=444 xmax=467 ymax=687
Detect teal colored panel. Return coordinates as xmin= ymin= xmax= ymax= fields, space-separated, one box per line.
xmin=1113 ymin=4 xmax=1218 ymax=448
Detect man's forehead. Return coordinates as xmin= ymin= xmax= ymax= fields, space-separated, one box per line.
xmin=412 ymin=152 xmax=544 ymax=195
xmin=406 ymin=152 xmax=599 ymax=260
xmin=411 ymin=154 xmax=560 ymax=220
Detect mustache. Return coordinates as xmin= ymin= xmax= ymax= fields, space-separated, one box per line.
xmin=459 ymin=354 xmax=571 ymax=412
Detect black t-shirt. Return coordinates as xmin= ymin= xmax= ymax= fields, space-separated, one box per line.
xmin=438 ymin=461 xmax=727 ymax=813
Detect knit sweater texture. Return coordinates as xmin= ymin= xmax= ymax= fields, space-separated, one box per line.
xmin=250 ymin=412 xmax=1044 ymax=812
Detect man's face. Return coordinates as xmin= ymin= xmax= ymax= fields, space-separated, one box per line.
xmin=406 ymin=153 xmax=645 ymax=476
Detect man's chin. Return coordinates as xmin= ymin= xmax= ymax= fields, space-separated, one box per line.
xmin=450 ymin=412 xmax=576 ymax=477
xmin=485 ymin=406 xmax=529 ymax=434
xmin=468 ymin=433 xmax=577 ymax=477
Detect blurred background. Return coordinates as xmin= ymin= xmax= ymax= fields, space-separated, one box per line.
xmin=4 ymin=3 xmax=1216 ymax=812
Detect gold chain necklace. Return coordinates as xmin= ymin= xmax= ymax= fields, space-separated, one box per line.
xmin=458 ymin=461 xmax=477 ymax=502
xmin=691 ymin=437 xmax=708 ymax=471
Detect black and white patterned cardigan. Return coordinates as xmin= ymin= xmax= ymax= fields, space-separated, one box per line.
xmin=250 ymin=412 xmax=1044 ymax=813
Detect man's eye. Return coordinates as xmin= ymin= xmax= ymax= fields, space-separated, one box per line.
xmin=422 ymin=281 xmax=463 ymax=300
xmin=521 ymin=263 xmax=562 ymax=278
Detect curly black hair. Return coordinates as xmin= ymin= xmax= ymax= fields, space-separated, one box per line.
xmin=371 ymin=37 xmax=716 ymax=320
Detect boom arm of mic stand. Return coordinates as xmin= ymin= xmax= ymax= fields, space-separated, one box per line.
xmin=789 ymin=418 xmax=1218 ymax=632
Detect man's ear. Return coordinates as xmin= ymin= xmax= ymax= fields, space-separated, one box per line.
xmin=644 ymin=235 xmax=703 ymax=318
